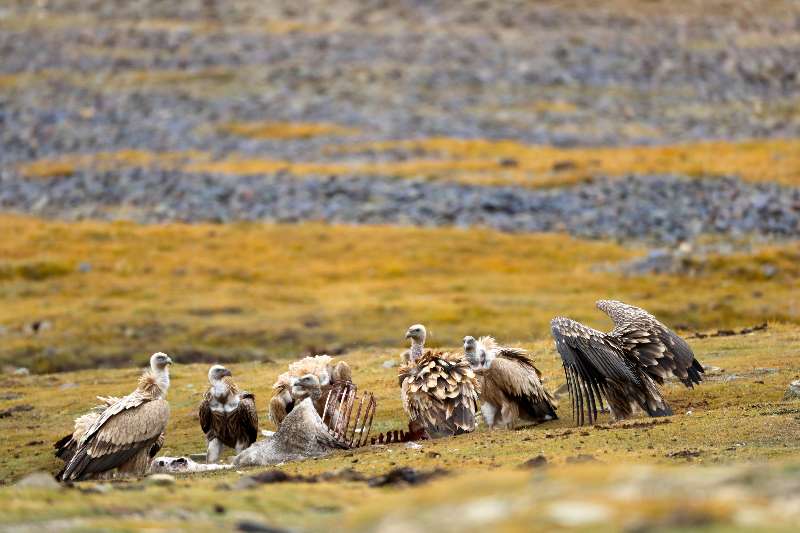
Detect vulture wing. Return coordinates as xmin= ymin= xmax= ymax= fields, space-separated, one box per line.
xmin=54 ymin=396 xmax=121 ymax=462
xmin=59 ymin=395 xmax=169 ymax=481
xmin=236 ymin=392 xmax=259 ymax=445
xmin=199 ymin=390 xmax=213 ymax=437
xmin=488 ymin=353 xmax=558 ymax=421
xmin=550 ymin=317 xmax=638 ymax=425
xmin=597 ymin=300 xmax=704 ymax=387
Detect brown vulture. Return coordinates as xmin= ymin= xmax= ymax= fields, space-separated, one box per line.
xmin=399 ymin=324 xmax=479 ymax=438
xmin=550 ymin=300 xmax=704 ymax=426
xmin=463 ymin=335 xmax=557 ymax=429
xmin=57 ymin=352 xmax=172 ymax=481
xmin=198 ymin=365 xmax=259 ymax=463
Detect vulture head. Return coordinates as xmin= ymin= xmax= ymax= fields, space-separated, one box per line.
xmin=291 ymin=374 xmax=322 ymax=401
xmin=150 ymin=352 xmax=173 ymax=371
xmin=405 ymin=324 xmax=427 ymax=344
xmin=207 ymin=364 xmax=232 ymax=384
xmin=463 ymin=336 xmax=485 ymax=368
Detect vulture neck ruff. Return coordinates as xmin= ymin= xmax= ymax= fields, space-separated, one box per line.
xmin=209 ymin=378 xmax=241 ymax=412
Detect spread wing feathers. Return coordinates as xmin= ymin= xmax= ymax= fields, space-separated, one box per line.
xmin=58 ymin=398 xmax=170 ymax=481
xmin=399 ymin=350 xmax=479 ymax=438
xmin=551 ymin=317 xmax=634 ymax=426
xmin=597 ymin=300 xmax=704 ymax=387
xmin=551 ymin=317 xmax=672 ymax=425
xmin=486 ymin=354 xmax=558 ymax=421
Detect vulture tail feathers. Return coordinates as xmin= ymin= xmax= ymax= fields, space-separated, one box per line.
xmin=54 ymin=434 xmax=75 ymax=461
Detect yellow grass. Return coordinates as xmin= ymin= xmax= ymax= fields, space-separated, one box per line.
xmin=1 ymin=214 xmax=798 ymax=375
xmin=17 ymin=137 xmax=800 ymax=188
xmin=219 ymin=121 xmax=359 ymax=140
xmin=330 ymin=137 xmax=800 ymax=187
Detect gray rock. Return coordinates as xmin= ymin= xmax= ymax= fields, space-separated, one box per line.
xmin=15 ymin=472 xmax=61 ymax=490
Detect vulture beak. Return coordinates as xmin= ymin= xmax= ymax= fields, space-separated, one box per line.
xmin=165 ymin=356 xmax=174 ymax=366
xmin=405 ymin=331 xmax=413 ymax=339
xmin=221 ymin=368 xmax=232 ymax=377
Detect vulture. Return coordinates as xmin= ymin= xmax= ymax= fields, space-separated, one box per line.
xmin=57 ymin=352 xmax=173 ymax=481
xmin=198 ymin=365 xmax=258 ymax=463
xmin=550 ymin=299 xmax=704 ymax=426
xmin=463 ymin=335 xmax=557 ymax=429
xmin=54 ymin=395 xmax=123 ymax=462
xmin=268 ymin=354 xmax=352 ymax=427
xmin=399 ymin=324 xmax=479 ymax=438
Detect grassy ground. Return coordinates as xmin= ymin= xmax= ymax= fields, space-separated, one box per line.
xmin=17 ymin=137 xmax=800 ymax=188
xmin=2 ymin=214 xmax=799 ymax=373
xmin=1 ymin=324 xmax=799 ymax=530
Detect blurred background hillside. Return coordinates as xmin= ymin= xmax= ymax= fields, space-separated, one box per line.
xmin=1 ymin=0 xmax=799 ymax=372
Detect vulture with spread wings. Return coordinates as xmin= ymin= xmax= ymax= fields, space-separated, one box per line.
xmin=550 ymin=300 xmax=703 ymax=426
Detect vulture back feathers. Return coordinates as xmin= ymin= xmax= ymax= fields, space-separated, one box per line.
xmin=551 ymin=300 xmax=704 ymax=426
xmin=58 ymin=354 xmax=172 ymax=481
xmin=399 ymin=350 xmax=479 ymax=438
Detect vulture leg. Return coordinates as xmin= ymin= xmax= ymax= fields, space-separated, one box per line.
xmin=235 ymin=439 xmax=249 ymax=453
xmin=481 ymin=403 xmax=497 ymax=428
xmin=207 ymin=438 xmax=223 ymax=464
xmin=499 ymin=402 xmax=517 ymax=430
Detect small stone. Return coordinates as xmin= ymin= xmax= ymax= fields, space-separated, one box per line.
xmin=548 ymin=501 xmax=611 ymax=526
xmin=147 ymin=473 xmax=176 ymax=486
xmin=13 ymin=367 xmax=30 ymax=376
xmin=405 ymin=441 xmax=423 ymax=450
xmin=81 ymin=483 xmax=113 ymax=494
xmin=15 ymin=472 xmax=61 ymax=490
xmin=59 ymin=382 xmax=77 ymax=390
xmin=77 ymin=262 xmax=92 ymax=273
xmin=521 ymin=455 xmax=548 ymax=469
xmin=382 ymin=360 xmax=398 ymax=368
xmin=237 ymin=520 xmax=288 ymax=532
